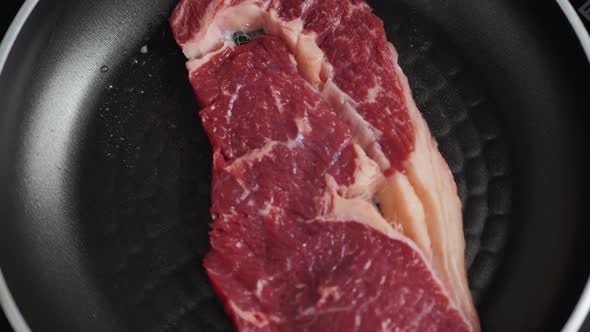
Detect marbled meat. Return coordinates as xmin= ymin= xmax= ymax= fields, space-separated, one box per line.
xmin=170 ymin=0 xmax=479 ymax=331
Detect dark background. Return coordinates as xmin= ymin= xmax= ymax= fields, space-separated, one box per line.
xmin=1 ymin=0 xmax=589 ymax=331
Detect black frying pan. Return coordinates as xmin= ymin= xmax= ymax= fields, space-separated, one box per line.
xmin=1 ymin=0 xmax=589 ymax=331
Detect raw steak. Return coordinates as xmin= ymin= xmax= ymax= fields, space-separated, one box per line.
xmin=188 ymin=34 xmax=468 ymax=332
xmin=170 ymin=0 xmax=479 ymax=331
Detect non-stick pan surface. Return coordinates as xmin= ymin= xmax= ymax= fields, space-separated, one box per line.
xmin=1 ymin=0 xmax=589 ymax=331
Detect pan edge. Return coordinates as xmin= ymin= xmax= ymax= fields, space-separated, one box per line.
xmin=554 ymin=3 xmax=590 ymax=331
xmin=0 ymin=0 xmax=589 ymax=331
xmin=0 ymin=1 xmax=38 ymax=331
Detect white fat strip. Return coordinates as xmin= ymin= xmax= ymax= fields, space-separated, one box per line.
xmin=286 ymin=114 xmax=313 ymax=148
xmin=224 ymin=141 xmax=280 ymax=173
xmin=226 ymin=84 xmax=243 ymax=123
xmin=182 ymin=0 xmax=270 ymax=59
xmin=380 ymin=319 xmax=392 ymax=332
xmin=297 ymin=306 xmax=316 ymax=318
xmin=297 ymin=302 xmax=359 ymax=320
xmin=255 ymin=279 xmax=268 ymax=299
xmin=253 ymin=9 xmax=325 ymax=87
xmin=366 ymin=83 xmax=383 ymax=103
xmin=258 ymin=201 xmax=273 ymax=216
xmin=408 ymin=300 xmax=435 ymax=330
xmin=170 ymin=0 xmax=188 ymax=27
xmin=318 ymin=286 xmax=341 ymax=305
xmin=318 ymin=175 xmax=394 ymax=238
xmin=286 ymin=132 xmax=304 ymax=149
xmin=258 ymin=197 xmax=282 ymax=219
xmin=355 ymin=314 xmax=362 ymax=329
xmin=286 ymin=258 xmax=292 ymax=271
xmin=300 ymin=0 xmax=315 ymax=14
xmin=376 ymin=171 xmax=431 ymax=260
xmin=319 ymin=143 xmax=382 ymax=212
xmin=224 ymin=115 xmax=310 ymax=173
xmin=293 ymin=32 xmax=324 ymax=86
xmin=294 ymin=113 xmax=312 ymax=135
xmin=180 ymin=0 xmax=225 ymax=59
xmin=340 ymin=144 xmax=383 ymax=200
xmin=324 ymin=137 xmax=352 ymax=175
xmin=215 ymin=211 xmax=239 ymax=223
xmin=397 ymin=287 xmax=410 ymax=306
xmin=272 ymin=89 xmax=284 ymax=113
xmin=388 ymin=42 xmax=475 ymax=330
xmin=348 ymin=0 xmax=371 ymax=12
xmin=321 ymin=79 xmax=391 ymax=170
xmin=229 ymin=301 xmax=280 ymax=327
xmin=234 ymin=177 xmax=251 ymax=201
xmin=186 ymin=42 xmax=230 ymax=72
xmin=288 ymin=53 xmax=298 ymax=66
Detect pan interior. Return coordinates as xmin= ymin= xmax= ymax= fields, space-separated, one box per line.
xmin=77 ymin=3 xmax=513 ymax=332
xmin=0 ymin=0 xmax=587 ymax=332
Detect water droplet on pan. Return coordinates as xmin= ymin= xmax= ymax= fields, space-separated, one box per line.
xmin=100 ymin=65 xmax=108 ymax=73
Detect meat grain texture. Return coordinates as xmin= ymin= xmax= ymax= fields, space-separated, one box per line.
xmin=170 ymin=0 xmax=480 ymax=331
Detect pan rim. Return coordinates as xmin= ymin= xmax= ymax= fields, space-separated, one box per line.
xmin=555 ymin=1 xmax=590 ymax=331
xmin=0 ymin=0 xmax=588 ymax=331
xmin=0 ymin=0 xmax=38 ymax=330
xmin=557 ymin=0 xmax=590 ymax=62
